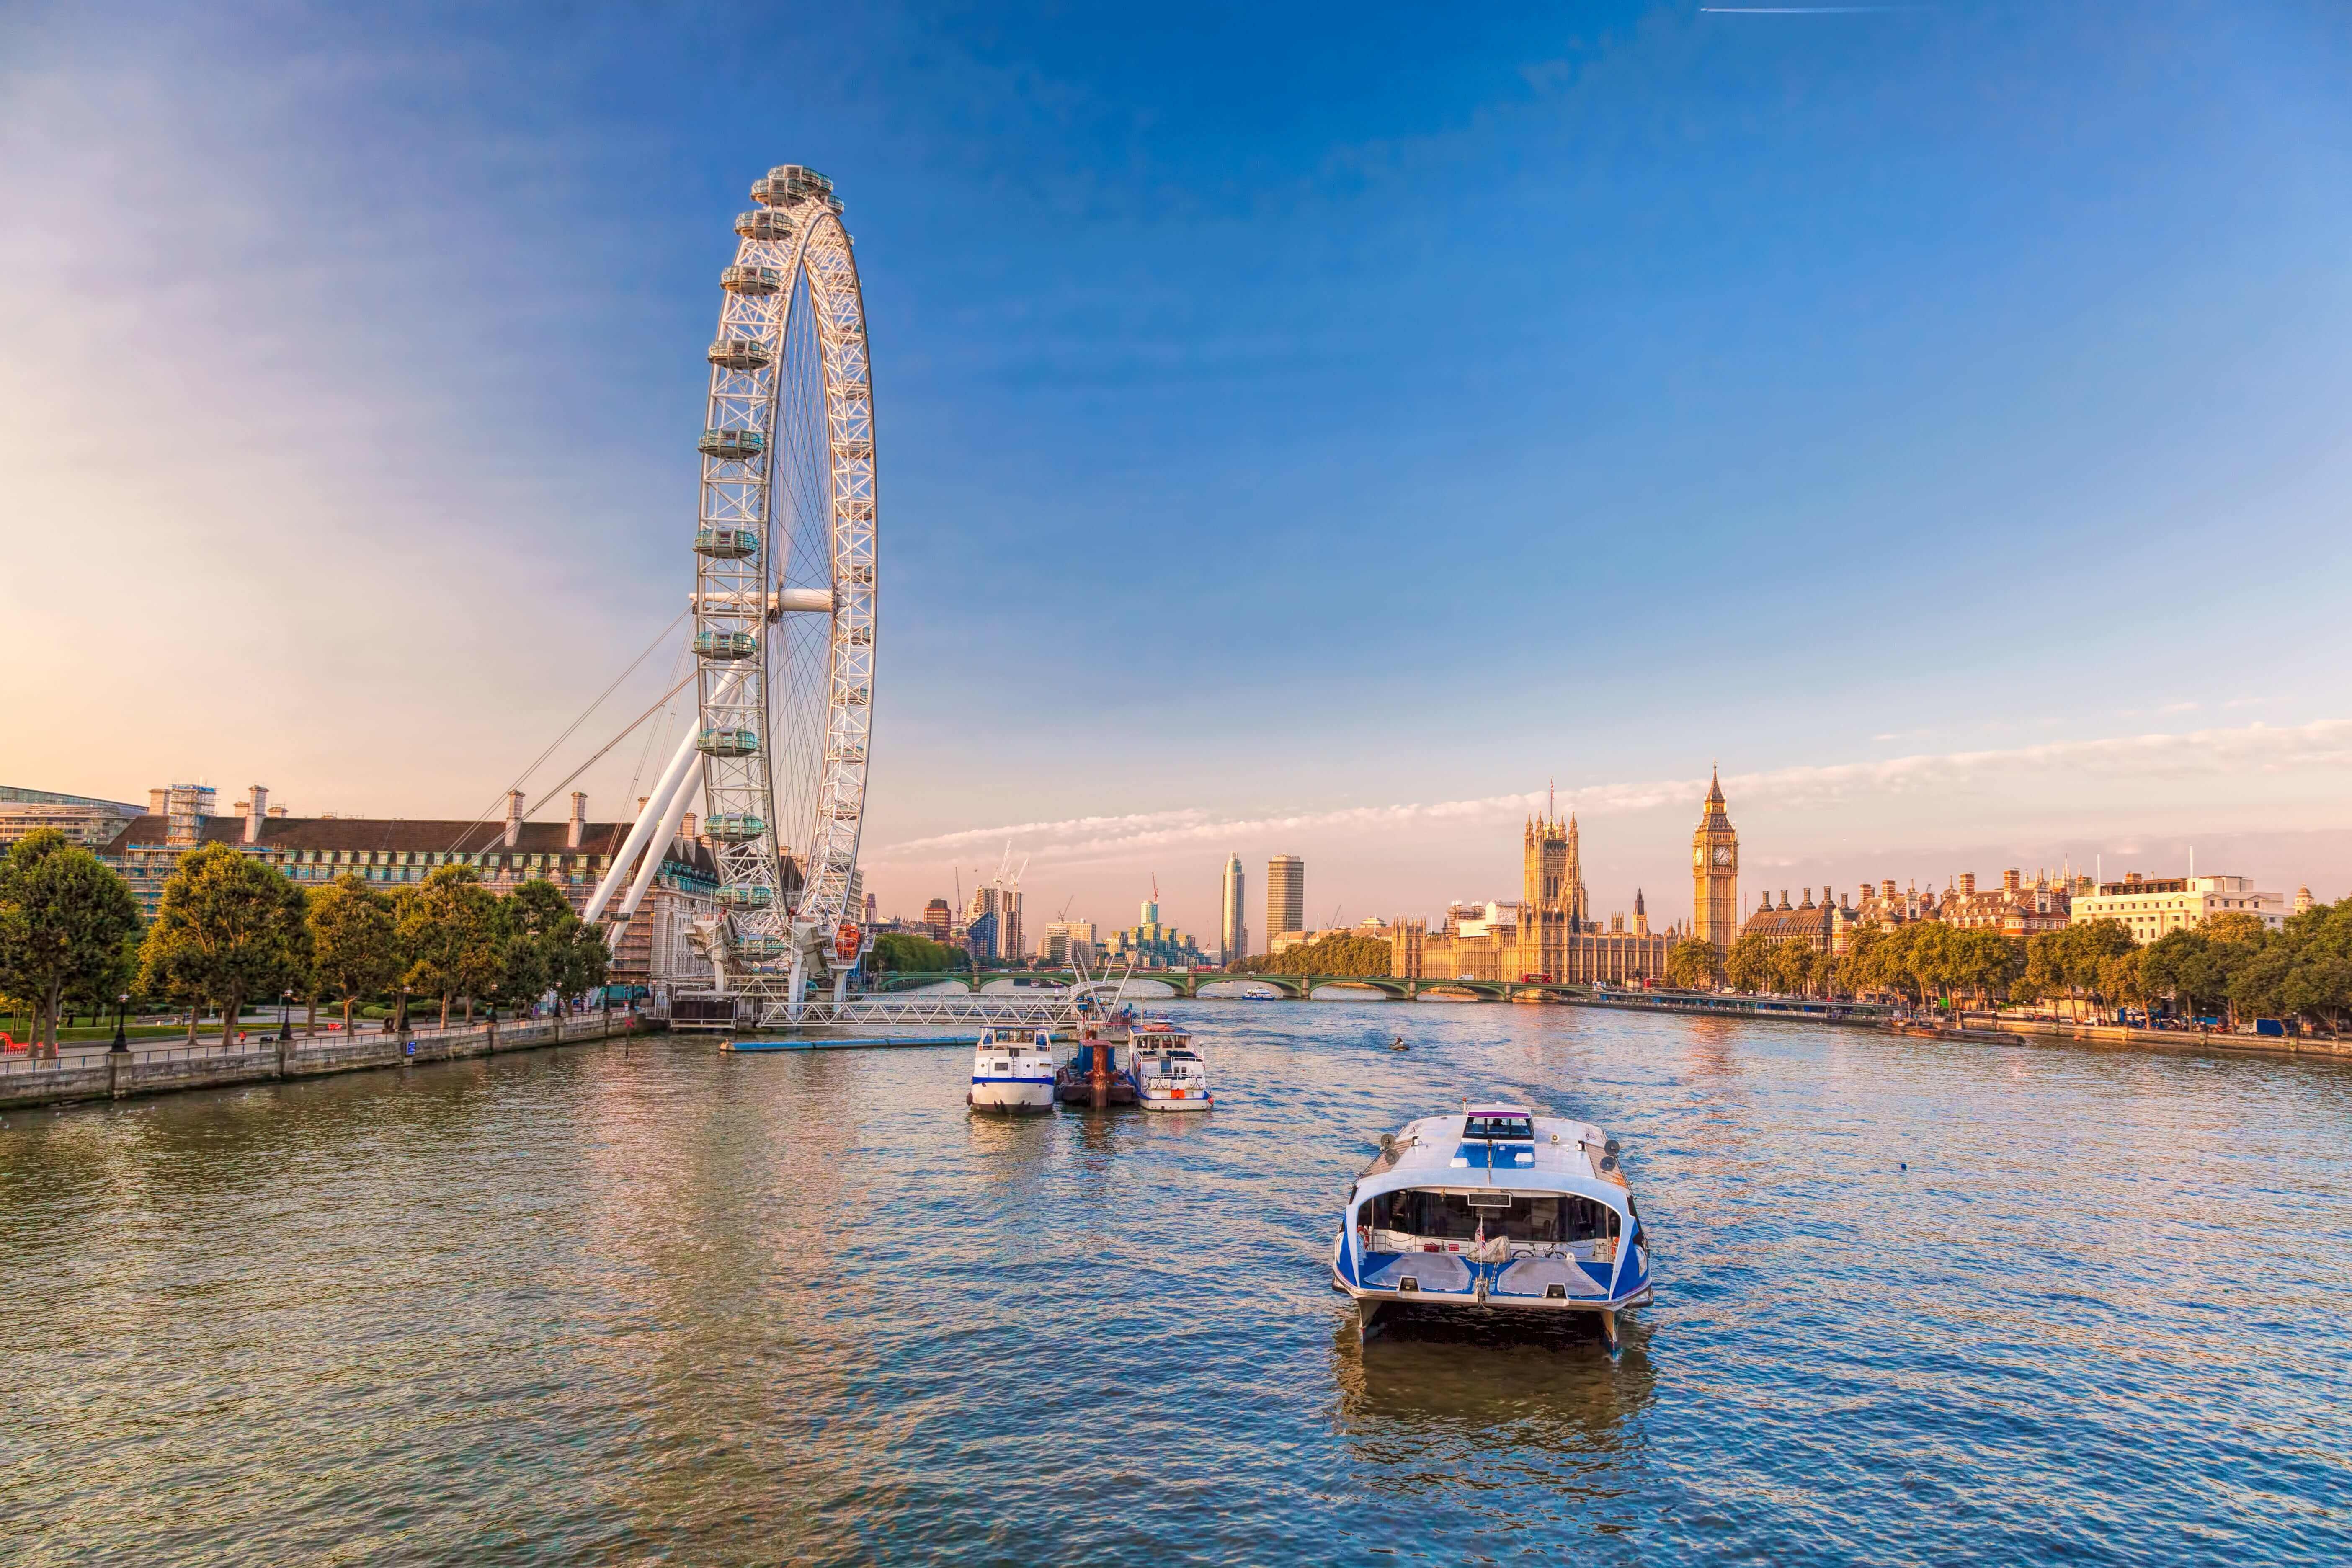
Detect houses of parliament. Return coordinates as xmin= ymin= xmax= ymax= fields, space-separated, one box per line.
xmin=1391 ymin=776 xmax=1741 ymax=984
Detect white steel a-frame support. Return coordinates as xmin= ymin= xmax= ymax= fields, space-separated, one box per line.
xmin=583 ymin=727 xmax=700 ymax=926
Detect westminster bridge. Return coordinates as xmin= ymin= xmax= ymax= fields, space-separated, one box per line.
xmin=872 ymin=969 xmax=1564 ymax=1002
xmin=868 ymin=971 xmax=1893 ymax=1023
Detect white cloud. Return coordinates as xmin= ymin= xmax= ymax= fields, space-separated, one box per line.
xmin=870 ymin=717 xmax=2352 ymax=867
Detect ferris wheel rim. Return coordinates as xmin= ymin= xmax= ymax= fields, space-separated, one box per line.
xmin=688 ymin=167 xmax=876 ymax=974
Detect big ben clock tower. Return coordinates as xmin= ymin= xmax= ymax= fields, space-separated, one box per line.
xmin=1692 ymin=766 xmax=1738 ymax=949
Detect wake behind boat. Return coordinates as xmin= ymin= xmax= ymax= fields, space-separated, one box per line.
xmin=968 ymin=1028 xmax=1056 ymax=1114
xmin=1330 ymin=1103 xmax=1651 ymax=1347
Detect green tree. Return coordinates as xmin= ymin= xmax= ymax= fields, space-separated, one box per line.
xmin=2099 ymin=949 xmax=2148 ymax=1021
xmin=871 ymin=931 xmax=966 ymax=973
xmin=1235 ymin=932 xmax=1394 ymax=977
xmin=550 ymin=920 xmax=612 ymax=1008
xmin=1765 ymin=940 xmax=1815 ymax=997
xmin=398 ymin=865 xmax=503 ymax=1027
xmin=2272 ymin=900 xmax=2352 ymax=1031
xmin=1666 ymin=938 xmax=1720 ymax=991
xmin=2139 ymin=928 xmax=2243 ymax=1024
xmin=496 ymin=879 xmax=577 ymax=1012
xmin=308 ymin=874 xmax=398 ymax=1035
xmin=277 ymin=873 xmax=314 ymax=1035
xmin=1901 ymin=921 xmax=1961 ymax=1011
xmin=1956 ymin=930 xmax=2024 ymax=1011
xmin=138 ymin=843 xmax=308 ymax=1048
xmin=0 ymin=830 xmax=143 ymax=1056
xmin=1839 ymin=926 xmax=1890 ymax=1000
xmin=1722 ymin=931 xmax=1774 ymax=993
xmin=2201 ymin=911 xmax=2270 ymax=949
xmin=2067 ymin=921 xmax=2136 ymax=1022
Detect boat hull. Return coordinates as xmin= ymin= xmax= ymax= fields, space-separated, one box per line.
xmin=969 ymin=1081 xmax=1055 ymax=1113
xmin=1140 ymin=1090 xmax=1213 ymax=1112
xmin=1330 ymin=1233 xmax=1650 ymax=1318
xmin=1052 ymin=1072 xmax=1138 ymax=1105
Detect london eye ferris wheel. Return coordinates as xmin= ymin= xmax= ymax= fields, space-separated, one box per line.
xmin=671 ymin=163 xmax=878 ymax=1001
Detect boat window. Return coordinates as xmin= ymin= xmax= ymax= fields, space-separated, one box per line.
xmin=1371 ymin=1189 xmax=1615 ymax=1244
xmin=1463 ymin=1114 xmax=1534 ymax=1141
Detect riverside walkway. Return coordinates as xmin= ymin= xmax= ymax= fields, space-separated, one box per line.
xmin=0 ymin=1011 xmax=652 ymax=1111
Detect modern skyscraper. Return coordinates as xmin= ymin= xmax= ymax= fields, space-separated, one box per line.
xmin=967 ymin=883 xmax=1024 ymax=963
xmin=1691 ymin=766 xmax=1739 ymax=949
xmin=1266 ymin=854 xmax=1305 ymax=943
xmin=1037 ymin=920 xmax=1098 ymax=965
xmin=1220 ymin=853 xmax=1247 ymax=965
xmin=922 ymin=898 xmax=952 ymax=943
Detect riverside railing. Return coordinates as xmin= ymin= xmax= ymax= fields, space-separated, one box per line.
xmin=0 ymin=1011 xmax=646 ymax=1106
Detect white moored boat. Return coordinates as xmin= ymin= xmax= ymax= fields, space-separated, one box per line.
xmin=968 ymin=1028 xmax=1056 ymax=1114
xmin=1130 ymin=1019 xmax=1212 ymax=1112
xmin=1330 ymin=1102 xmax=1652 ymax=1348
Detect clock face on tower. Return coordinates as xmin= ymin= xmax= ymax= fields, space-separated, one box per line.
xmin=1713 ymin=845 xmax=1734 ymax=867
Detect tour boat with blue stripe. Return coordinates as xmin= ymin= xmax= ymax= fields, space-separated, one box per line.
xmin=968 ymin=1028 xmax=1056 ymax=1114
xmin=1130 ymin=1018 xmax=1213 ymax=1112
xmin=1331 ymin=1103 xmax=1651 ymax=1347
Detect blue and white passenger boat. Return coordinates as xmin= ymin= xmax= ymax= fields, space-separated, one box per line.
xmin=968 ymin=1028 xmax=1056 ymax=1114
xmin=1330 ymin=1103 xmax=1652 ymax=1347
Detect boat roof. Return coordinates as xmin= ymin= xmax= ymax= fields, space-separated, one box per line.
xmin=1347 ymin=1112 xmax=1634 ymax=1216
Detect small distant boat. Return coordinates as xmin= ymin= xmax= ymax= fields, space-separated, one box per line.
xmin=1130 ymin=1018 xmax=1212 ymax=1112
xmin=968 ymin=1027 xmax=1056 ymax=1114
xmin=1330 ymin=1102 xmax=1652 ymax=1348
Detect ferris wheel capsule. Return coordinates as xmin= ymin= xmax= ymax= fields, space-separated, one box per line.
xmin=735 ymin=209 xmax=797 ymax=241
xmin=708 ymin=337 xmax=774 ymax=370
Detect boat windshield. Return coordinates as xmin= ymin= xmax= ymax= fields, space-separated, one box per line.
xmin=1463 ymin=1113 xmax=1533 ymax=1141
xmin=1368 ymin=1189 xmax=1617 ymax=1246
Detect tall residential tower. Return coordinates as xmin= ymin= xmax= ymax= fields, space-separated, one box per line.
xmin=1266 ymin=854 xmax=1305 ymax=945
xmin=1220 ymin=853 xmax=1247 ymax=965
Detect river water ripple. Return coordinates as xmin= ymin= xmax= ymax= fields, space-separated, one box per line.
xmin=4 ymin=1004 xmax=2349 ymax=1564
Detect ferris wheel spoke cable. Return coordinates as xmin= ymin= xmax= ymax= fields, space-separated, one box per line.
xmin=514 ymin=670 xmax=699 ymax=825
xmin=443 ymin=609 xmax=687 ymax=854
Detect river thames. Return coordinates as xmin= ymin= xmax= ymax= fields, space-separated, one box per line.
xmin=4 ymin=1003 xmax=2347 ymax=1565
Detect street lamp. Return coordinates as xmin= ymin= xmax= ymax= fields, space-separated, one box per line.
xmin=110 ymin=992 xmax=129 ymax=1054
xmin=279 ymin=989 xmax=293 ymax=1044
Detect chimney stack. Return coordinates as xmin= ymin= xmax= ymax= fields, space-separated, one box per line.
xmin=148 ymin=787 xmax=168 ymax=815
xmin=1881 ymin=879 xmax=1897 ymax=900
xmin=245 ymin=785 xmax=268 ymax=845
xmin=567 ymin=792 xmax=587 ymax=849
xmin=681 ymin=811 xmax=698 ymax=843
xmin=1959 ymin=872 xmax=1975 ymax=896
xmin=2003 ymin=868 xmax=2022 ymax=894
xmin=504 ymin=789 xmax=524 ymax=848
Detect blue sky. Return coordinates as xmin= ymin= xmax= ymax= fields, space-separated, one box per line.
xmin=4 ymin=1 xmax=2349 ymax=937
